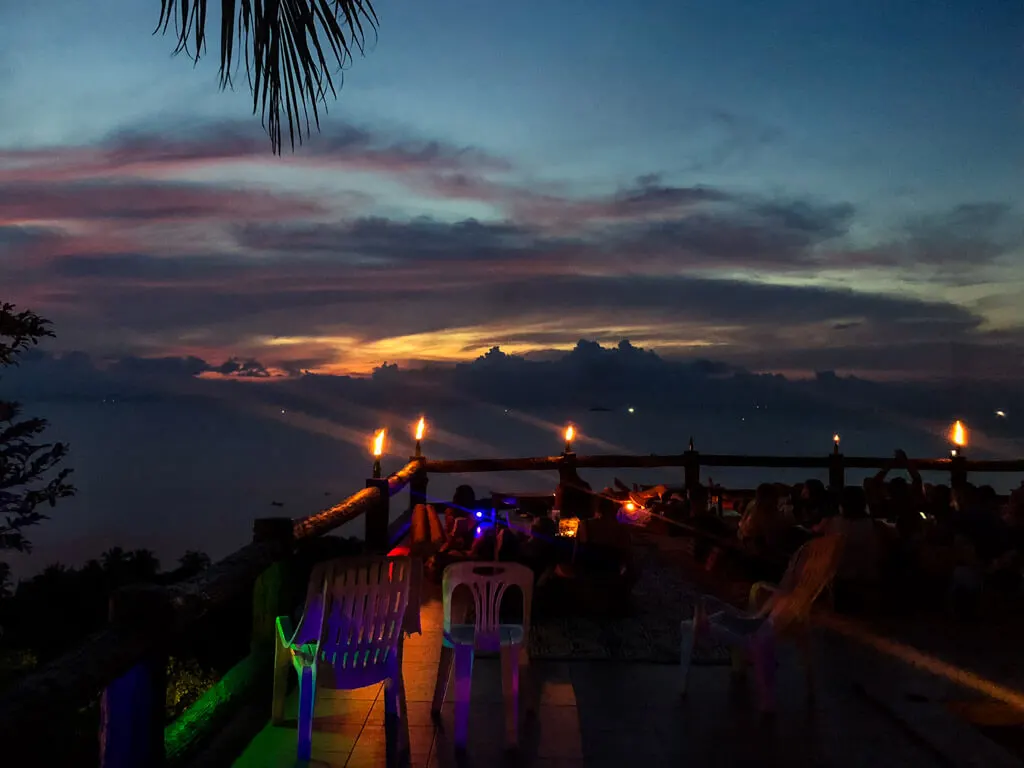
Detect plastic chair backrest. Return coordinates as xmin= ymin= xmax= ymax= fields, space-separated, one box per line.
xmin=441 ymin=561 xmax=533 ymax=646
xmin=316 ymin=557 xmax=412 ymax=675
xmin=768 ymin=533 xmax=844 ymax=631
xmin=290 ymin=560 xmax=334 ymax=646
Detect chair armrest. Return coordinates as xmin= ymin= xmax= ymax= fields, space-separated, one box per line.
xmin=534 ymin=563 xmax=560 ymax=589
xmin=698 ymin=593 xmax=745 ymax=617
xmin=276 ymin=614 xmax=295 ymax=647
xmin=748 ymin=581 xmax=779 ymax=612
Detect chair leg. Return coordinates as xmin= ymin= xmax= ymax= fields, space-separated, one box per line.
xmin=271 ymin=644 xmax=290 ymax=725
xmin=796 ymin=631 xmax=816 ymax=705
xmin=453 ymin=645 xmax=474 ymax=750
xmin=679 ymin=619 xmax=696 ymax=697
xmin=384 ymin=671 xmax=409 ymax=768
xmin=516 ymin=640 xmax=536 ymax=716
xmin=296 ymin=665 xmax=317 ymax=762
xmin=432 ymin=645 xmax=455 ymax=717
xmin=730 ymin=648 xmax=748 ymax=678
xmin=500 ymin=643 xmax=520 ymax=748
xmin=751 ymin=629 xmax=777 ymax=714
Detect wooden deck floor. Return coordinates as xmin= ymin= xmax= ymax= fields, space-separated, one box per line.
xmin=230 ymin=593 xmax=969 ymax=768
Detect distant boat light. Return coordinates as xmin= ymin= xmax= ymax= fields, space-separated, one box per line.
xmin=996 ymin=410 xmax=1007 ymax=418
xmin=627 ymin=407 xmax=635 ymax=414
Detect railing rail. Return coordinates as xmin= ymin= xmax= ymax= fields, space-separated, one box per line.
xmin=424 ymin=452 xmax=1024 ymax=474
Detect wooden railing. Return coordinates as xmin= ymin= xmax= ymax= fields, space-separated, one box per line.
xmin=2 ymin=446 xmax=1021 ymax=766
xmin=424 ymin=449 xmax=1024 ymax=492
xmin=0 ymin=458 xmax=427 ymax=768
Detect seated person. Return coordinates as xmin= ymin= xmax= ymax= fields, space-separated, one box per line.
xmin=799 ymin=479 xmax=828 ymax=526
xmin=814 ymin=485 xmax=880 ymax=584
xmin=738 ymin=483 xmax=788 ymax=554
xmin=574 ymin=513 xmax=634 ymax=575
xmin=409 ymin=501 xmax=446 ymax=557
xmin=685 ymin=486 xmax=731 ymax=559
xmin=519 ymin=515 xmax=559 ymax=577
xmin=556 ymin=465 xmax=594 ymax=518
xmin=443 ymin=485 xmax=478 ymax=550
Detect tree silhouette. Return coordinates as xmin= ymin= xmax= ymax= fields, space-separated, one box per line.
xmin=100 ymin=547 xmax=161 ymax=586
xmin=100 ymin=546 xmax=127 ymax=573
xmin=0 ymin=304 xmax=75 ymax=571
xmin=0 ymin=562 xmax=10 ymax=600
xmin=178 ymin=550 xmax=211 ymax=575
xmin=157 ymin=0 xmax=378 ymax=154
xmin=126 ymin=549 xmax=161 ymax=581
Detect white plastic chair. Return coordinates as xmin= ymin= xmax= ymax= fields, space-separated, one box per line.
xmin=431 ymin=560 xmax=533 ymax=750
xmin=272 ymin=556 xmax=414 ymax=762
xmin=679 ymin=533 xmax=843 ymax=712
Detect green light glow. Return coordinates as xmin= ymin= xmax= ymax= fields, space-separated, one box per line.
xmin=164 ymin=652 xmax=261 ymax=761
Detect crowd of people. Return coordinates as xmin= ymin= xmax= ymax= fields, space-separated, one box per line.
xmin=408 ymin=450 xmax=1024 ymax=619
xmin=654 ymin=450 xmax=1024 ymax=617
xmin=409 ymin=465 xmax=634 ymax=605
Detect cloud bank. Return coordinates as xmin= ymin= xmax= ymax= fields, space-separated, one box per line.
xmin=2 ymin=119 xmax=1022 ymax=380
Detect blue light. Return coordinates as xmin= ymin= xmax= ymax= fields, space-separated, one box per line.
xmin=475 ymin=511 xmax=483 ymax=518
xmin=475 ymin=526 xmax=482 ymax=537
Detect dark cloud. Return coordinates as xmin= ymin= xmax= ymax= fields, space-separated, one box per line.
xmin=212 ymin=358 xmax=272 ymax=378
xmin=0 ymin=224 xmax=64 ymax=249
xmin=0 ymin=180 xmax=324 ymax=222
xmin=0 ymin=120 xmax=510 ymax=185
xmin=48 ymin=252 xmax=246 ymax=280
xmin=7 ymin=343 xmax=1024 ymax=442
xmin=23 ymin=244 xmax=995 ymax=378
xmin=237 ymin=189 xmax=856 ymax=275
xmin=845 ymin=202 xmax=1023 ymax=278
xmin=238 ymin=217 xmax=549 ymax=265
xmin=730 ymin=339 xmax=1024 ymax=381
xmin=0 ymin=117 xmax=1017 ymax=383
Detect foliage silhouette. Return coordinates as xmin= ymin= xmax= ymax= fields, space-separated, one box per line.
xmin=156 ymin=0 xmax=378 ymax=153
xmin=1 ymin=303 xmax=75 ymax=561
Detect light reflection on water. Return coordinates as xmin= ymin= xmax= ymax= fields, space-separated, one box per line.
xmin=7 ymin=400 xmax=1023 ymax=577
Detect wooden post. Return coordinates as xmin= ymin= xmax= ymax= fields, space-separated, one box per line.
xmin=684 ymin=439 xmax=700 ymax=494
xmin=828 ymin=451 xmax=845 ymax=493
xmin=100 ymin=584 xmax=173 ymax=768
xmin=950 ymin=454 xmax=968 ymax=489
xmin=365 ymin=478 xmax=390 ymax=553
xmin=409 ymin=460 xmax=429 ymax=513
xmin=251 ymin=518 xmax=295 ymax=656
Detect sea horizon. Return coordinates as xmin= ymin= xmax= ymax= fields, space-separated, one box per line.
xmin=7 ymin=397 xmax=1023 ymax=580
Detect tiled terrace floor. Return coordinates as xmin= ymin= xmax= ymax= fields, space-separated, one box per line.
xmin=232 ymin=595 xmax=967 ymax=768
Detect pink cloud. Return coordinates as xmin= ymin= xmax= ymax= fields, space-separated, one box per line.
xmin=0 ymin=180 xmax=325 ymax=224
xmin=0 ymin=121 xmax=510 ymax=185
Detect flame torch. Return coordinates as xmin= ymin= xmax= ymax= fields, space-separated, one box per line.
xmin=833 ymin=433 xmax=840 ymax=455
xmin=372 ymin=428 xmax=386 ymax=479
xmin=564 ymin=424 xmax=575 ymax=454
xmin=949 ymin=420 xmax=967 ymax=458
xmin=414 ymin=417 xmax=425 ymax=458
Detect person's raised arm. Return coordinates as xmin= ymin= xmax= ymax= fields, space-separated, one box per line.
xmin=873 ymin=453 xmax=895 ymax=483
xmin=901 ymin=450 xmax=924 ymax=499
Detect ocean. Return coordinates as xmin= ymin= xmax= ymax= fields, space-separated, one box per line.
xmin=6 ymin=398 xmax=1022 ymax=577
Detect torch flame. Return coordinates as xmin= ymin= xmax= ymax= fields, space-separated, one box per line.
xmin=625 ymin=502 xmax=636 ymax=512
xmin=833 ymin=433 xmax=840 ymax=444
xmin=372 ymin=428 xmax=386 ymax=457
xmin=951 ymin=420 xmax=967 ymax=448
xmin=564 ymin=425 xmax=575 ymax=443
xmin=414 ymin=417 xmax=425 ymax=441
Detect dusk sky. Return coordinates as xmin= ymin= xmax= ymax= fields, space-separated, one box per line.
xmin=2 ymin=0 xmax=1023 ymax=379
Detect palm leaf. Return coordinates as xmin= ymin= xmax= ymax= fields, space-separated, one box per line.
xmin=155 ymin=0 xmax=378 ymax=154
